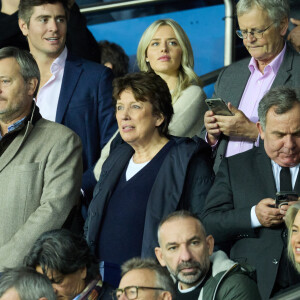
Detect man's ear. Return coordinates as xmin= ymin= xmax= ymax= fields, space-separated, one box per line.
xmin=26 ymin=78 xmax=39 ymax=97
xmin=257 ymin=122 xmax=265 ymax=140
xmin=206 ymin=235 xmax=214 ymax=256
xmin=155 ymin=247 xmax=166 ymax=267
xmin=19 ymin=18 xmax=29 ymax=36
xmin=160 ymin=290 xmax=172 ymax=300
xmin=280 ymin=17 xmax=289 ymax=37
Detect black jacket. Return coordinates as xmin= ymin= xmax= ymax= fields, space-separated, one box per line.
xmin=85 ymin=136 xmax=214 ymax=258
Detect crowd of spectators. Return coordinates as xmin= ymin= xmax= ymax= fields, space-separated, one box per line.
xmin=1 ymin=0 xmax=300 ymax=299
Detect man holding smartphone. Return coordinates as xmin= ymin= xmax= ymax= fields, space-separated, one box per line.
xmin=203 ymin=86 xmax=300 ymax=300
xmin=202 ymin=0 xmax=300 ymax=173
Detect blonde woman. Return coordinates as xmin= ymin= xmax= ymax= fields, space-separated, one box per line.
xmin=137 ymin=18 xmax=206 ymax=137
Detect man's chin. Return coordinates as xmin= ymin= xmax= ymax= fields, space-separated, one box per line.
xmin=177 ymin=271 xmax=202 ymax=285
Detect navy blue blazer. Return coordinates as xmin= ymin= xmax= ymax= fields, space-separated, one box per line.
xmin=56 ymin=52 xmax=117 ymax=199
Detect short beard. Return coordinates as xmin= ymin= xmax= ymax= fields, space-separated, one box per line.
xmin=167 ymin=261 xmax=209 ymax=286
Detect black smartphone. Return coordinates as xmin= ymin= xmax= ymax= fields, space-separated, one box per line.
xmin=205 ymin=98 xmax=234 ymax=116
xmin=275 ymin=191 xmax=298 ymax=208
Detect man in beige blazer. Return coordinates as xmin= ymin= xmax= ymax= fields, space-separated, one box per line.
xmin=0 ymin=47 xmax=82 ymax=271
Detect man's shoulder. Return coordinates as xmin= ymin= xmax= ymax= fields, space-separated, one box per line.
xmin=222 ymin=56 xmax=251 ymax=73
xmin=65 ymin=52 xmax=108 ymax=73
xmin=34 ymin=118 xmax=80 ymax=139
xmin=207 ymin=251 xmax=261 ymax=300
xmin=226 ymin=145 xmax=262 ymax=164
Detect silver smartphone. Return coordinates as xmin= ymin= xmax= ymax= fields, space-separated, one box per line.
xmin=205 ymin=98 xmax=234 ymax=116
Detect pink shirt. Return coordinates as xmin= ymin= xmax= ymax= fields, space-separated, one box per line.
xmin=225 ymin=43 xmax=286 ymax=157
xmin=36 ymin=47 xmax=67 ymax=121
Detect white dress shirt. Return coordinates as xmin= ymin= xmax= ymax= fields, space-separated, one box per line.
xmin=36 ymin=47 xmax=67 ymax=121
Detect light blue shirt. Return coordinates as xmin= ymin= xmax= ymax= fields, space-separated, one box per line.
xmin=0 ymin=117 xmax=26 ymax=140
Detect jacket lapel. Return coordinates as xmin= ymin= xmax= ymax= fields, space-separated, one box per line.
xmin=0 ymin=122 xmax=34 ymax=172
xmin=255 ymin=141 xmax=277 ymax=196
xmin=55 ymin=54 xmax=83 ymax=123
xmin=271 ymin=45 xmax=293 ymax=87
xmin=294 ymin=167 xmax=300 ymax=193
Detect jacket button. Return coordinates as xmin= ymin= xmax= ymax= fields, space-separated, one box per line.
xmin=272 ymin=259 xmax=279 ymax=264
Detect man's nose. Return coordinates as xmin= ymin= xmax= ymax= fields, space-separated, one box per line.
xmin=48 ymin=19 xmax=58 ymax=32
xmin=179 ymin=245 xmax=192 ymax=261
xmin=245 ymin=32 xmax=257 ymax=42
xmin=284 ymin=135 xmax=296 ymax=149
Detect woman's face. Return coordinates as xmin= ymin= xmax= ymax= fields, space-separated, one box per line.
xmin=291 ymin=211 xmax=300 ymax=264
xmin=36 ymin=266 xmax=87 ymax=300
xmin=146 ymin=25 xmax=182 ymax=77
xmin=116 ymin=89 xmax=164 ymax=148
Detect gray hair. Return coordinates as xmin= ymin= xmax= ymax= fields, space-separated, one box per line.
xmin=157 ymin=210 xmax=207 ymax=245
xmin=0 ymin=267 xmax=56 ymax=300
xmin=258 ymin=86 xmax=300 ymax=130
xmin=121 ymin=257 xmax=175 ymax=298
xmin=236 ymin=0 xmax=289 ymax=27
xmin=0 ymin=47 xmax=40 ymax=97
xmin=285 ymin=202 xmax=300 ymax=274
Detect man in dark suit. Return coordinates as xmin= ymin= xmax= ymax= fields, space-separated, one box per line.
xmin=18 ymin=0 xmax=117 ymax=202
xmin=202 ymin=0 xmax=300 ymax=173
xmin=203 ymin=86 xmax=300 ymax=299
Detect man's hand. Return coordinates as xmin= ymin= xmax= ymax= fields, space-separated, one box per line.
xmin=255 ymin=198 xmax=284 ymax=227
xmin=279 ymin=201 xmax=299 ymax=218
xmin=204 ymin=110 xmax=222 ymax=145
xmin=288 ymin=18 xmax=300 ymax=52
xmin=213 ymin=103 xmax=258 ymax=141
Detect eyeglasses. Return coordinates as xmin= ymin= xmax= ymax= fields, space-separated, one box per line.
xmin=236 ymin=23 xmax=274 ymax=39
xmin=113 ymin=286 xmax=165 ymax=299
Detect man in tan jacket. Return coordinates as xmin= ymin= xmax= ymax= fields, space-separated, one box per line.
xmin=0 ymin=46 xmax=82 ymax=270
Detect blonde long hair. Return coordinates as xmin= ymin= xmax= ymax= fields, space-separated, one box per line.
xmin=285 ymin=202 xmax=300 ymax=273
xmin=137 ymin=19 xmax=201 ymax=103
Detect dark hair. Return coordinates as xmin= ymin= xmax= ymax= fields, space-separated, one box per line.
xmin=121 ymin=257 xmax=175 ymax=298
xmin=258 ymin=86 xmax=300 ymax=130
xmin=19 ymin=0 xmax=69 ymax=25
xmin=99 ymin=40 xmax=129 ymax=78
xmin=0 ymin=267 xmax=56 ymax=300
xmin=157 ymin=210 xmax=207 ymax=244
xmin=113 ymin=72 xmax=174 ymax=136
xmin=0 ymin=47 xmax=40 ymax=97
xmin=24 ymin=229 xmax=99 ymax=285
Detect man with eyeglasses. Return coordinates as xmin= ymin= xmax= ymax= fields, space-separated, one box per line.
xmin=202 ymin=0 xmax=300 ymax=173
xmin=115 ymin=258 xmax=174 ymax=300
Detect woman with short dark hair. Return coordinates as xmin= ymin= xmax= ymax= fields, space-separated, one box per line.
xmin=85 ymin=71 xmax=214 ymax=288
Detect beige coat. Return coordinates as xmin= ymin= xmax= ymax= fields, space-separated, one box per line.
xmin=0 ymin=110 xmax=82 ymax=270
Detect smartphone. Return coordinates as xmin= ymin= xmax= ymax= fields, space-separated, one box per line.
xmin=275 ymin=191 xmax=298 ymax=208
xmin=205 ymin=98 xmax=234 ymax=116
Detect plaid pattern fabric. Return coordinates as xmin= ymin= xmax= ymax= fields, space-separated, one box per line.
xmin=77 ymin=279 xmax=104 ymax=300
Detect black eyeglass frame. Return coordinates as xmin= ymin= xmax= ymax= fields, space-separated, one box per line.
xmin=236 ymin=23 xmax=274 ymax=39
xmin=113 ymin=285 xmax=165 ymax=299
